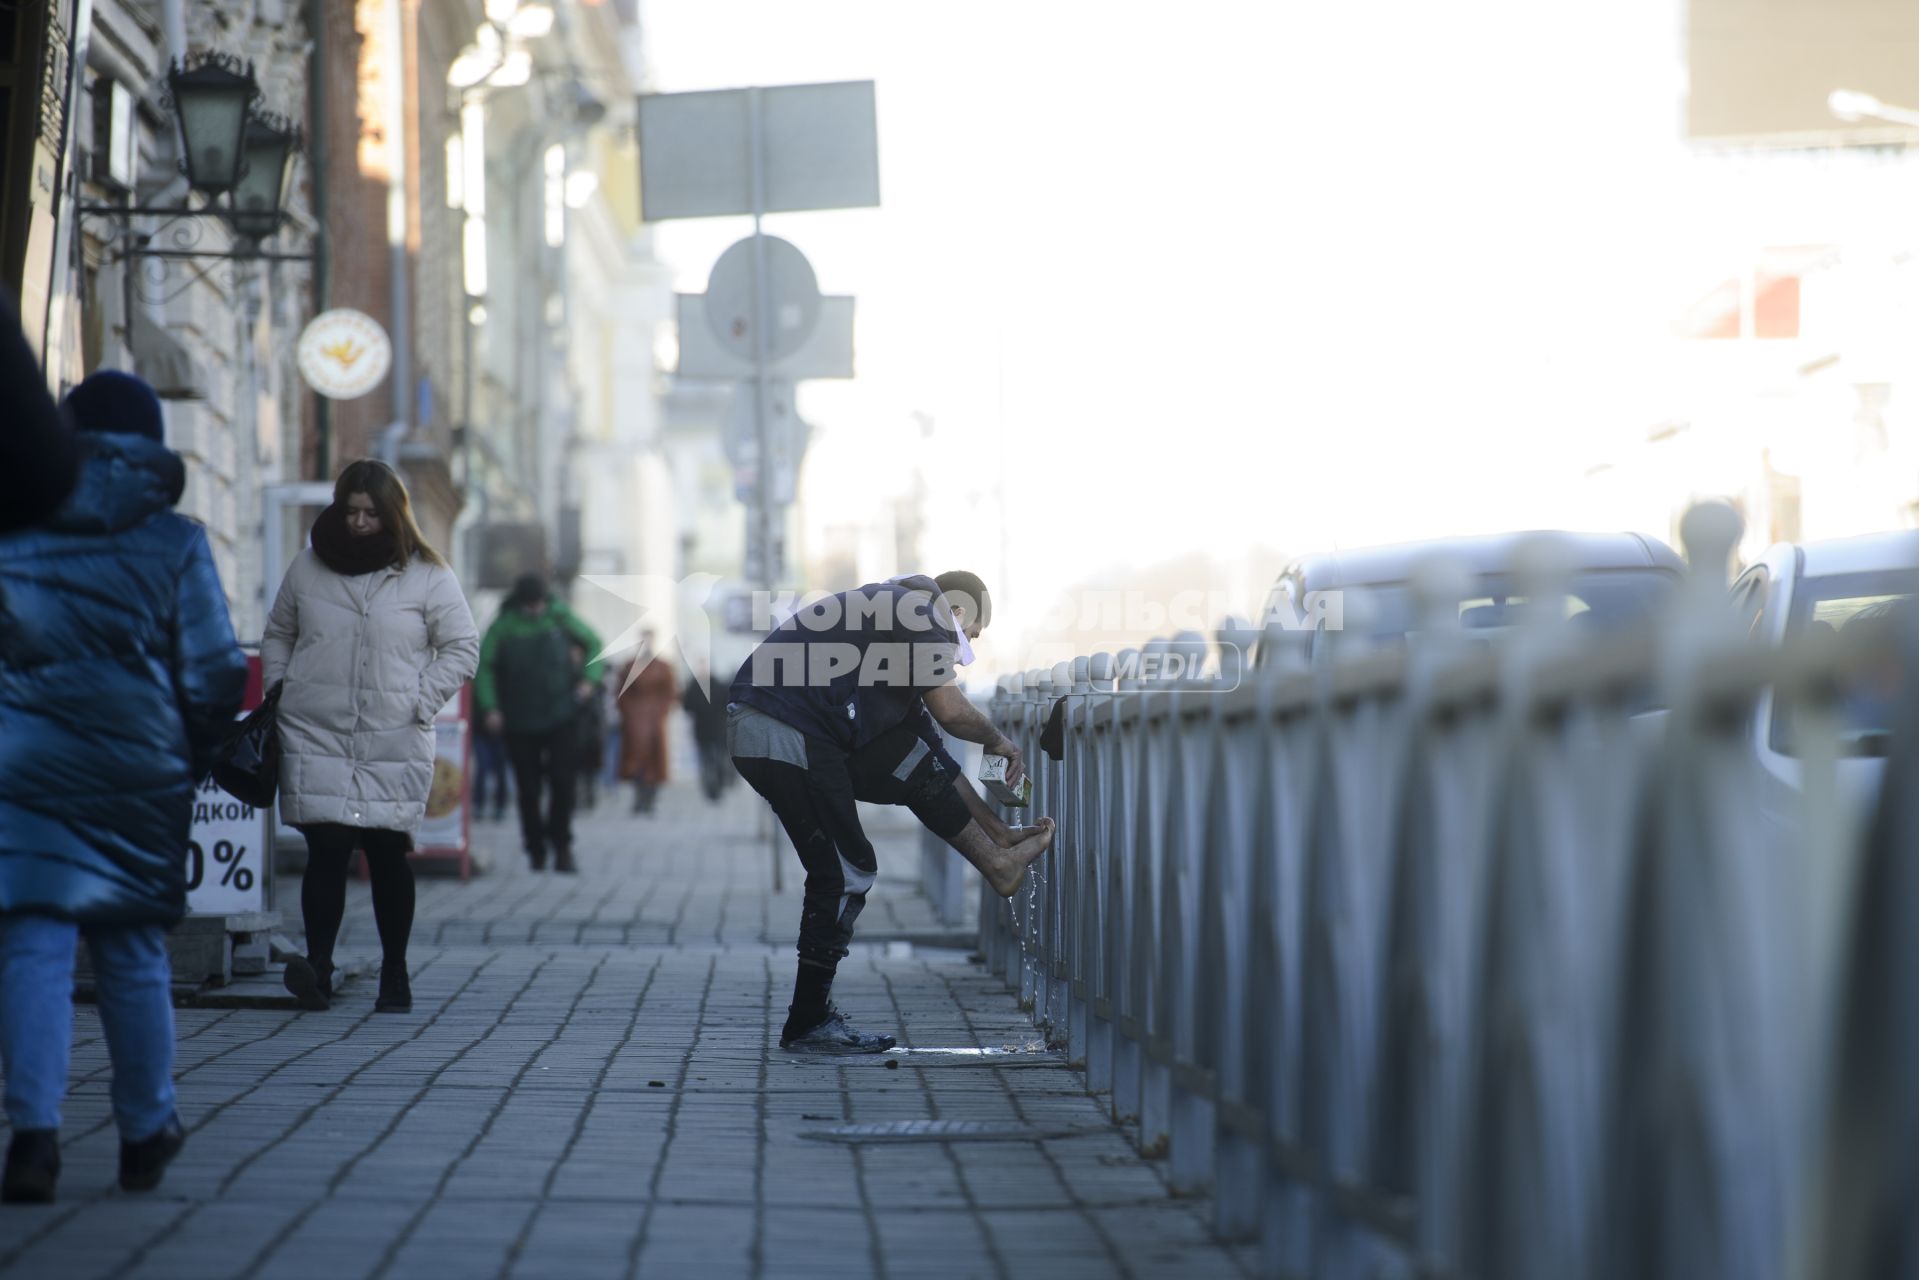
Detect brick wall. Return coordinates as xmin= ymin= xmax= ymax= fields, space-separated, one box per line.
xmin=311 ymin=0 xmax=466 ymax=544
xmin=317 ymin=0 xmax=395 ymax=470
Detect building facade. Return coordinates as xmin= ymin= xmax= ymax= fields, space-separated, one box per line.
xmin=6 ymin=0 xmax=679 ymax=645
xmin=4 ymin=0 xmax=317 ymax=642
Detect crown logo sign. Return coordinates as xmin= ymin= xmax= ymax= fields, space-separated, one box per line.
xmin=322 ymin=339 xmax=364 ymax=368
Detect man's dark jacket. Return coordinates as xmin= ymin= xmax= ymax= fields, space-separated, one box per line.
xmin=729 ymin=576 xmax=961 ymax=752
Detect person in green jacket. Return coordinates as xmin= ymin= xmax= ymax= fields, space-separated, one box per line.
xmin=476 ymin=574 xmax=604 ymax=872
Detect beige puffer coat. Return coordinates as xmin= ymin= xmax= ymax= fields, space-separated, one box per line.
xmin=261 ymin=549 xmax=480 ymax=832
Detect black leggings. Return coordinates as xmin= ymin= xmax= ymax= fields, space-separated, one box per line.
xmin=296 ymin=824 xmax=415 ymax=971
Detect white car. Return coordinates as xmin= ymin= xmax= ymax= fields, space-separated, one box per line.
xmin=1733 ymin=530 xmax=1919 ymax=800
xmin=1254 ymin=530 xmax=1685 ymax=668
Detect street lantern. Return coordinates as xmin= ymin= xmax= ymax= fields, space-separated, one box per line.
xmin=227 ymin=112 xmax=300 ymax=243
xmin=165 ymin=53 xmax=259 ymax=195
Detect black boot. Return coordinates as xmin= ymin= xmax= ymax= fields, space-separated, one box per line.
xmin=375 ymin=965 xmax=412 ymax=1013
xmin=282 ymin=955 xmax=332 ymax=1011
xmin=118 ymin=1115 xmax=185 ymax=1192
xmin=2 ymin=1130 xmax=59 ymax=1204
xmin=552 ymin=843 xmax=578 ymax=875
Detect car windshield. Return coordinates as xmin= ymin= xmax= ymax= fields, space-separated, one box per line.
xmin=1771 ymin=568 xmax=1919 ymax=759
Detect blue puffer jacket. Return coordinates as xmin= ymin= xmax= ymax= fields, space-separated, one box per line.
xmin=0 ymin=432 xmax=247 ymax=925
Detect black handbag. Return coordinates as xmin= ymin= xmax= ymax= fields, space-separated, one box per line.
xmin=211 ymin=681 xmax=283 ymax=809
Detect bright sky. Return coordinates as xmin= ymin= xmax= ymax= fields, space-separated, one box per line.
xmin=635 ymin=0 xmax=1915 ymax=668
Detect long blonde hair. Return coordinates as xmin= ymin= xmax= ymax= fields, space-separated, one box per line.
xmin=334 ymin=459 xmax=445 ymax=567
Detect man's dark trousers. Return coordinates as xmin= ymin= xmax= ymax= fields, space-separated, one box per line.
xmin=506 ymin=723 xmax=578 ymax=866
xmin=733 ymin=711 xmax=969 ymax=1037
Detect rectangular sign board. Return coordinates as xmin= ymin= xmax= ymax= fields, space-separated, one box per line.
xmin=1689 ymin=0 xmax=1919 ymax=143
xmin=639 ymin=81 xmax=880 ymax=221
xmin=414 ymin=689 xmax=471 ymax=865
xmin=187 ymin=776 xmax=270 ymax=917
xmin=676 ymin=294 xmax=855 ymax=380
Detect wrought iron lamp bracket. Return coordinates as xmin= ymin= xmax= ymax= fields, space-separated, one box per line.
xmin=76 ymin=205 xmax=315 ymax=307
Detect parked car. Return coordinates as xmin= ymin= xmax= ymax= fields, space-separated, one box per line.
xmin=1254 ymin=530 xmax=1685 ymax=666
xmin=1733 ymin=530 xmax=1919 ymax=799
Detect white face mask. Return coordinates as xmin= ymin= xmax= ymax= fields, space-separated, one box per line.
xmin=887 ymin=575 xmax=977 ymax=666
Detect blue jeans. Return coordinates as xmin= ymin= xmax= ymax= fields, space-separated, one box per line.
xmin=473 ymin=733 xmax=512 ymax=816
xmin=0 ymin=915 xmax=176 ymax=1140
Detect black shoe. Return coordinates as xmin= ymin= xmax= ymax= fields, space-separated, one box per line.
xmin=374 ymin=966 xmax=412 ymax=1014
xmin=779 ymin=1006 xmax=897 ymax=1055
xmin=552 ymin=845 xmax=578 ymax=874
xmin=527 ymin=848 xmax=546 ymax=871
xmin=118 ymin=1116 xmax=185 ymax=1192
xmin=2 ymin=1131 xmax=59 ymax=1204
xmin=282 ymin=956 xmax=331 ymax=1011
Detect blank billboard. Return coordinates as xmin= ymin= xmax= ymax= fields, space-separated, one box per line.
xmin=1689 ymin=0 xmax=1919 ymax=143
xmin=675 ymin=294 xmax=855 ymax=380
xmin=637 ymin=82 xmax=880 ymax=221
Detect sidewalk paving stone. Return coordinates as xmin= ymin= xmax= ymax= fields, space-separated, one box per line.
xmin=0 ymin=783 xmax=1254 ymax=1279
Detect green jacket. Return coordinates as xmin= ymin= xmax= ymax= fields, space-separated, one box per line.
xmin=476 ymin=600 xmax=605 ymax=734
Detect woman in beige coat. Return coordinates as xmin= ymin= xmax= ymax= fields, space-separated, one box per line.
xmin=262 ymin=461 xmax=478 ymax=1014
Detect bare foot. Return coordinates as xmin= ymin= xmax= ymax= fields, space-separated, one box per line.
xmin=946 ymin=817 xmax=1057 ymax=897
xmin=988 ymin=817 xmax=1055 ymax=897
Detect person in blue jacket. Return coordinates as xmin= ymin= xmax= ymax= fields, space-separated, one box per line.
xmin=0 ymin=370 xmax=247 ymax=1204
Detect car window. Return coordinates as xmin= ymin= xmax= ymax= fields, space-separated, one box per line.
xmin=1770 ymin=568 xmax=1919 ymax=758
xmin=1342 ymin=569 xmax=1678 ymax=643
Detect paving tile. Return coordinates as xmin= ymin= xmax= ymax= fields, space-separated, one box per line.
xmin=0 ymin=784 xmax=1248 ymax=1279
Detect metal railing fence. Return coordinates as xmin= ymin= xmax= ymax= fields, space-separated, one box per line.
xmin=965 ymin=505 xmax=1912 ymax=1280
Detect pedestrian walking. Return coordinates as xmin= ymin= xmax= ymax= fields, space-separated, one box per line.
xmin=600 ymin=674 xmax=623 ymax=793
xmin=617 ymin=636 xmax=677 ymax=814
xmin=682 ymin=662 xmax=734 ymax=802
xmin=476 ymin=574 xmax=604 ymax=871
xmin=729 ymin=571 xmax=1053 ymax=1053
xmin=0 ymin=371 xmax=247 ymax=1202
xmin=472 ymin=716 xmax=513 ymax=822
xmin=263 ymin=460 xmax=479 ymax=1015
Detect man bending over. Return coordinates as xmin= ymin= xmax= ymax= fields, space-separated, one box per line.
xmin=728 ymin=570 xmax=1053 ymax=1054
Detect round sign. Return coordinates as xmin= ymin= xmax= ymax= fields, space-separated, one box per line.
xmin=704 ymin=235 xmax=823 ymax=363
xmin=297 ymin=309 xmax=392 ymax=400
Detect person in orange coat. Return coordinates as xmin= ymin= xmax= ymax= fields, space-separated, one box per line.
xmin=616 ymin=636 xmax=678 ymax=814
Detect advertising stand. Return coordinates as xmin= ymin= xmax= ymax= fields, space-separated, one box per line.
xmin=181 ymin=653 xmax=275 ymax=985
xmin=412 ymin=684 xmax=475 ymax=878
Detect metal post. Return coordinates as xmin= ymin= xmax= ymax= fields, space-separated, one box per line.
xmin=383 ymin=0 xmax=412 ymax=458
xmin=747 ymin=87 xmax=774 ymax=588
xmin=308 ymin=0 xmax=332 ymax=479
xmin=747 ymin=86 xmax=783 ymax=896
